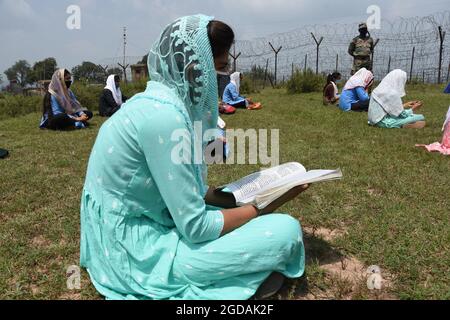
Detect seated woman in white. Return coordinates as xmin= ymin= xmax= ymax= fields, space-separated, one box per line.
xmin=368 ymin=69 xmax=426 ymax=129
xmin=222 ymin=72 xmax=262 ymax=110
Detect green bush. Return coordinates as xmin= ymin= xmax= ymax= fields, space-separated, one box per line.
xmin=0 ymin=80 xmax=149 ymax=121
xmin=121 ymin=80 xmax=148 ymax=97
xmin=286 ymin=69 xmax=326 ymax=94
xmin=0 ymin=95 xmax=42 ymax=121
xmin=240 ymin=77 xmax=256 ymax=95
xmin=71 ymin=83 xmax=103 ymax=111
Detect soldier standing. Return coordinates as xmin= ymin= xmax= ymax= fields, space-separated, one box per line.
xmin=348 ymin=23 xmax=374 ymax=75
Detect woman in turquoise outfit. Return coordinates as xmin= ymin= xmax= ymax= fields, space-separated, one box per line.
xmin=368 ymin=69 xmax=426 ymax=129
xmin=80 ymin=15 xmax=308 ymax=300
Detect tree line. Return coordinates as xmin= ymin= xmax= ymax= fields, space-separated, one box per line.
xmin=3 ymin=55 xmax=148 ymax=88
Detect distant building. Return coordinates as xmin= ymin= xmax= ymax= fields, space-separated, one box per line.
xmin=131 ymin=64 xmax=149 ymax=82
xmin=6 ymin=80 xmax=23 ymax=95
xmin=23 ymin=80 xmax=51 ymax=96
xmin=38 ymin=80 xmax=51 ymax=92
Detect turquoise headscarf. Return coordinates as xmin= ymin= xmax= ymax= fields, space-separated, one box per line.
xmin=147 ymin=14 xmax=220 ymax=194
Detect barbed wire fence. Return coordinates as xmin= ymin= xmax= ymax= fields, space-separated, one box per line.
xmin=233 ymin=11 xmax=450 ymax=86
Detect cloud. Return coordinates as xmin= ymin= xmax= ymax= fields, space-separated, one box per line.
xmin=0 ymin=0 xmax=36 ymax=19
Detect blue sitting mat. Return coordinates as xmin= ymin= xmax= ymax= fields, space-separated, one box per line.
xmin=444 ymin=83 xmax=450 ymax=94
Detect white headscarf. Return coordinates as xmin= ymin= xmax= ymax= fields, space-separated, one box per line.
xmin=372 ymin=69 xmax=407 ymax=117
xmin=344 ymin=68 xmax=374 ymax=91
xmin=443 ymin=106 xmax=450 ymax=131
xmin=230 ymin=72 xmax=241 ymax=94
xmin=105 ymin=74 xmax=123 ymax=106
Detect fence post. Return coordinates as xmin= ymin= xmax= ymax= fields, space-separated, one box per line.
xmin=263 ymin=58 xmax=269 ymax=89
xmin=372 ymin=38 xmax=380 ymax=73
xmin=335 ymin=54 xmax=339 ymax=72
xmin=252 ymin=65 xmax=257 ymax=90
xmin=229 ymin=45 xmax=241 ymax=73
xmin=291 ymin=62 xmax=294 ymax=79
xmin=438 ymin=26 xmax=446 ymax=84
xmin=423 ymin=70 xmax=425 ymax=84
xmin=117 ymin=63 xmax=130 ymax=83
xmin=304 ymin=54 xmax=308 ymax=71
xmin=311 ymin=33 xmax=324 ymax=75
xmin=269 ymin=42 xmax=282 ymax=86
xmin=99 ymin=64 xmax=109 ymax=81
xmin=387 ymin=56 xmax=391 ymax=74
xmin=409 ymin=47 xmax=415 ymax=82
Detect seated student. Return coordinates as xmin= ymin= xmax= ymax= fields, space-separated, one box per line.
xmin=40 ymin=69 xmax=93 ymax=130
xmin=369 ymin=69 xmax=426 ymax=129
xmin=223 ymin=72 xmax=262 ymax=110
xmin=99 ymin=75 xmax=128 ymax=117
xmin=323 ymin=72 xmax=342 ymax=105
xmin=80 ymin=15 xmax=307 ymax=301
xmin=417 ymin=106 xmax=450 ymax=155
xmin=339 ymin=68 xmax=374 ymax=112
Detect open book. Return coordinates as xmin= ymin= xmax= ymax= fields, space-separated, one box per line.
xmin=216 ymin=162 xmax=343 ymax=209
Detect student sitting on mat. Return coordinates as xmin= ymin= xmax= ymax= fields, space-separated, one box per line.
xmin=323 ymin=72 xmax=342 ymax=106
xmin=80 ymin=15 xmax=307 ymax=301
xmin=368 ymin=69 xmax=426 ymax=129
xmin=416 ymin=106 xmax=450 ymax=155
xmin=99 ymin=74 xmax=128 ymax=117
xmin=339 ymin=68 xmax=374 ymax=112
xmin=40 ymin=69 xmax=93 ymax=130
xmin=223 ymin=72 xmax=262 ymax=110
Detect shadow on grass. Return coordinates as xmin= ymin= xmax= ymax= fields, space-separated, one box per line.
xmin=276 ymin=233 xmax=346 ymax=300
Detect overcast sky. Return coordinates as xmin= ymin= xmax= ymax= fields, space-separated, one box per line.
xmin=1 ymin=0 xmax=449 ymax=82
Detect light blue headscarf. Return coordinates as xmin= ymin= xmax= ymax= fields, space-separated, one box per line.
xmin=146 ymin=14 xmax=220 ymax=195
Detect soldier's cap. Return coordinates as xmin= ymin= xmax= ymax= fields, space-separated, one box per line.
xmin=359 ymin=22 xmax=368 ymax=30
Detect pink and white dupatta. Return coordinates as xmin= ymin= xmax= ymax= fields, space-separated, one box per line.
xmin=416 ymin=106 xmax=450 ymax=155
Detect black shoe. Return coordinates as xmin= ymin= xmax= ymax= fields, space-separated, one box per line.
xmin=0 ymin=148 xmax=9 ymax=159
xmin=253 ymin=272 xmax=286 ymax=300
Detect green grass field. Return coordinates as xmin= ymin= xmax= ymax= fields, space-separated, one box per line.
xmin=0 ymin=85 xmax=449 ymax=300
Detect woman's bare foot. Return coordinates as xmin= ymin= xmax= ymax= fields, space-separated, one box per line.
xmin=411 ymin=101 xmax=423 ymax=112
xmin=404 ymin=121 xmax=426 ymax=129
xmin=247 ymin=103 xmax=262 ymax=110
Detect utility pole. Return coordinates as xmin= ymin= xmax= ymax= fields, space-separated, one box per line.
xmin=118 ymin=27 xmax=130 ymax=83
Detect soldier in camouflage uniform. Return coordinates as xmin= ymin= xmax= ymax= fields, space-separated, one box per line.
xmin=348 ymin=23 xmax=374 ymax=75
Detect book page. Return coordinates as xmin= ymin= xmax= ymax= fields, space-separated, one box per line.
xmin=252 ymin=169 xmax=343 ymax=209
xmin=224 ymin=162 xmax=306 ymax=203
xmin=268 ymin=169 xmax=343 ymax=190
